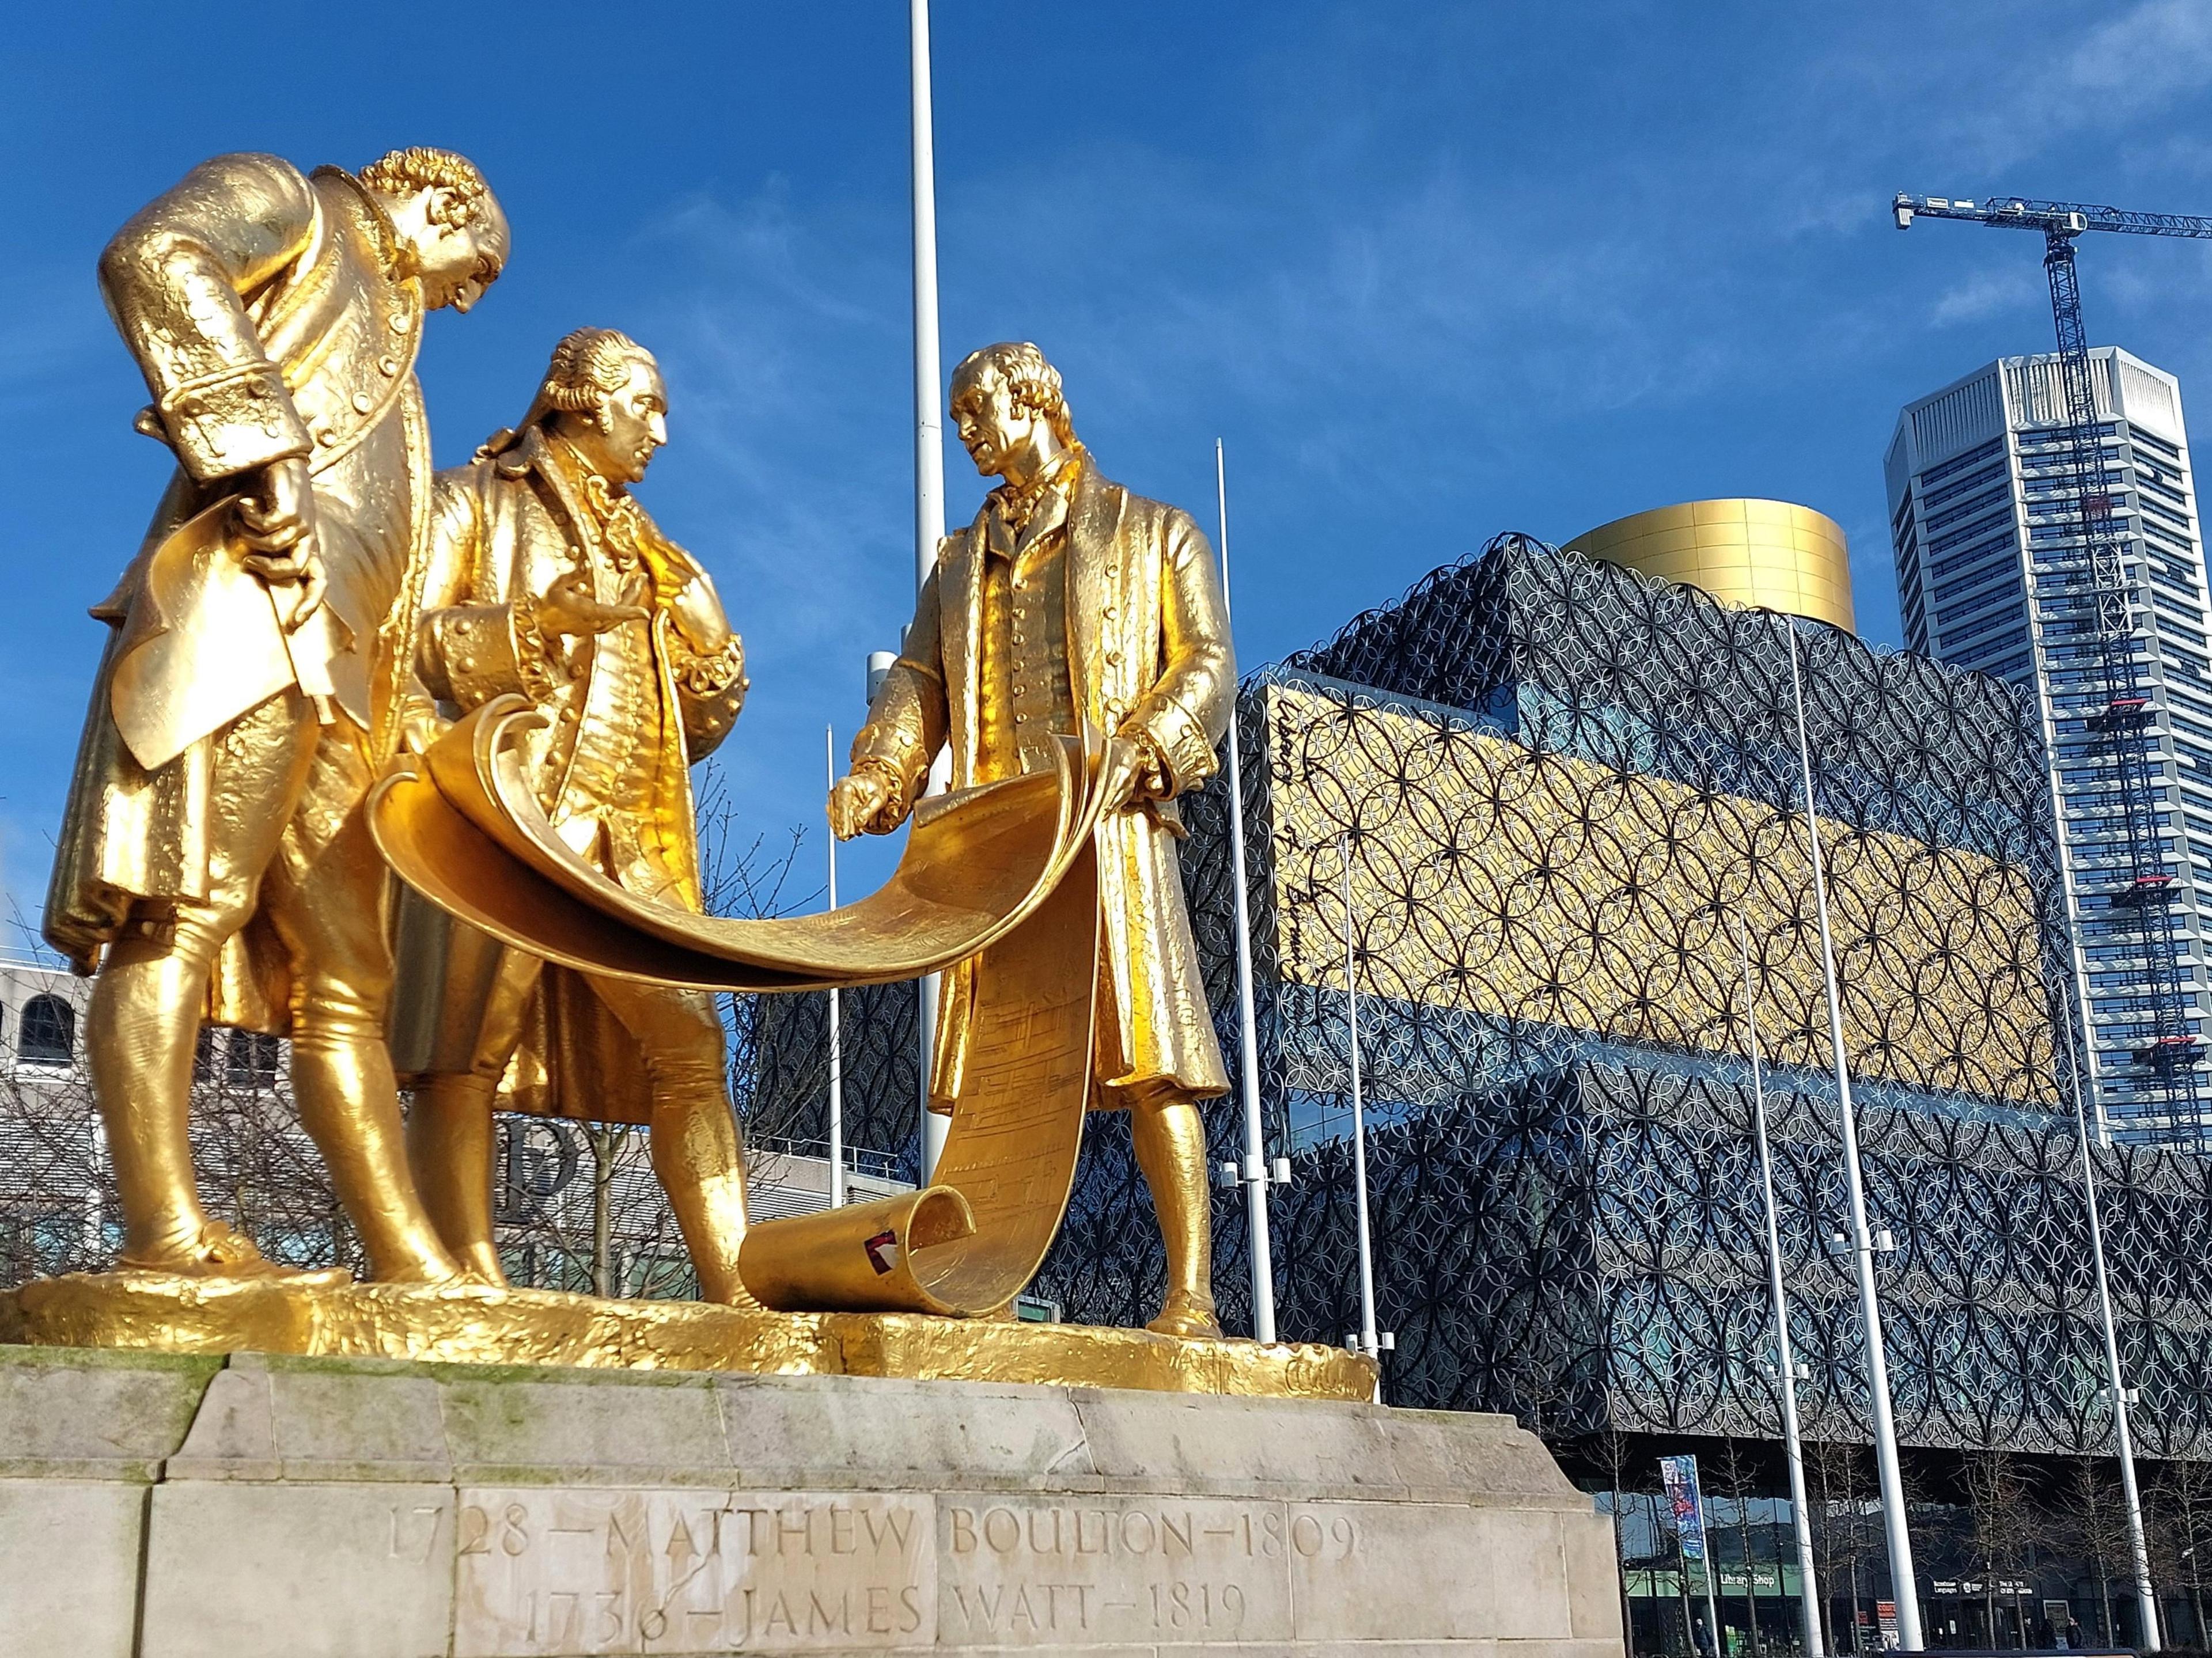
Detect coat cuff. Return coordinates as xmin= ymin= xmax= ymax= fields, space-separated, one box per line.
xmin=418 ymin=605 xmax=527 ymax=711
xmin=157 ymin=363 xmax=310 ymax=483
xmin=1126 ymin=697 xmax=1219 ymax=798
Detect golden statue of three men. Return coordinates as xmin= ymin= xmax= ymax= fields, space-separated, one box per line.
xmin=40 ymin=144 xmax=1237 ymax=1342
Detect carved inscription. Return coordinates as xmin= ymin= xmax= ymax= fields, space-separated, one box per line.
xmin=937 ymin=1497 xmax=1354 ymax=1645
xmin=452 ymin=1489 xmax=933 ymax=1655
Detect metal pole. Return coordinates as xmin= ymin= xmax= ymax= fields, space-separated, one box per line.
xmin=1785 ymin=623 xmax=1923 ymax=1650
xmin=1217 ymin=440 xmax=1279 ymax=1345
xmin=909 ymin=0 xmax=949 ymax=1183
xmin=826 ymin=725 xmax=844 ymax=1209
xmin=1737 ymin=910 xmax=1826 ymax=1658
xmin=2065 ymin=1033 xmax=2162 ymax=1647
xmin=2023 ymin=612 xmax=2161 ymax=1646
xmin=1340 ymin=837 xmax=1379 ymax=1367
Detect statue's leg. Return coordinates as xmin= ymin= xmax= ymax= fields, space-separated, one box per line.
xmin=404 ymin=1076 xmax=504 ymax=1283
xmin=406 ymin=951 xmax=543 ymax=1285
xmin=92 ymin=693 xmax=320 ymax=1274
xmin=260 ymin=745 xmax=460 ymax=1284
xmin=1128 ymin=1087 xmax=1223 ymax=1338
xmin=588 ymin=975 xmax=757 ymax=1308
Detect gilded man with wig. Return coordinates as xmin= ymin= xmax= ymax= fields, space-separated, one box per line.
xmin=830 ymin=342 xmax=1234 ymax=1337
xmin=47 ymin=146 xmax=509 ymax=1282
xmin=393 ymin=328 xmax=755 ymax=1304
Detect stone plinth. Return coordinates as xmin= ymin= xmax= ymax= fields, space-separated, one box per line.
xmin=0 ymin=1344 xmax=1624 ymax=1657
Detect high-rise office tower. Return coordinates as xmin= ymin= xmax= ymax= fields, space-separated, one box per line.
xmin=1888 ymin=347 xmax=2212 ymax=1143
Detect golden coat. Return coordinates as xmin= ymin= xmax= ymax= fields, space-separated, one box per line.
xmin=388 ymin=427 xmax=745 ymax=1123
xmin=855 ymin=459 xmax=1234 ymax=1106
xmin=46 ymin=153 xmax=435 ymax=1014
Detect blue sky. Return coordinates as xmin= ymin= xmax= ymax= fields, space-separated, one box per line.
xmin=10 ymin=1 xmax=2212 ymax=930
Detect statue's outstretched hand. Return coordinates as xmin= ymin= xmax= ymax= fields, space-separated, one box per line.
xmin=829 ymin=764 xmax=903 ymax=840
xmin=537 ymin=572 xmax=649 ymax=638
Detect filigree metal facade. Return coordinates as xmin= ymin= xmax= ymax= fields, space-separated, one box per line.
xmin=1021 ymin=534 xmax=2212 ymax=1460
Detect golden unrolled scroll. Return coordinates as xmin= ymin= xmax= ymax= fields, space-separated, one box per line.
xmin=368 ymin=697 xmax=1120 ymax=1315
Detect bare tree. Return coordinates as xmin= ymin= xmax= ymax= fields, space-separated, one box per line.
xmin=1710 ymin=1437 xmax=1766 ymax=1657
xmin=1960 ymin=1448 xmax=2043 ymax=1648
xmin=2065 ymin=1458 xmax=2135 ymax=1645
xmin=2149 ymin=1459 xmax=2212 ymax=1648
xmin=1805 ymin=1439 xmax=1877 ymax=1656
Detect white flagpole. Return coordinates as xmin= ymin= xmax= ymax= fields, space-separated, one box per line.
xmin=910 ymin=0 xmax=949 ymax=1183
xmin=1786 ymin=623 xmax=1922 ymax=1649
xmin=1340 ymin=836 xmax=1380 ymax=1377
xmin=826 ymin=724 xmax=844 ymax=1209
xmin=1736 ymin=910 xmax=1824 ymax=1658
xmin=1216 ymin=441 xmax=1279 ymax=1345
xmin=2063 ymin=1030 xmax=2162 ymax=1648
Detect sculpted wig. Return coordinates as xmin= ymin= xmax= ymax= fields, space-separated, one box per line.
xmin=952 ymin=342 xmax=1078 ymax=449
xmin=480 ymin=328 xmax=657 ymax=457
xmin=358 ymin=147 xmax=495 ymax=230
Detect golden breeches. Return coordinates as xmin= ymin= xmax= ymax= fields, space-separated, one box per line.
xmin=89 ymin=691 xmax=460 ymax=1283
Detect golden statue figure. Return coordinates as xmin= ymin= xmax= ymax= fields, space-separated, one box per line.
xmin=828 ymin=342 xmax=1235 ymax=1338
xmin=392 ymin=329 xmax=757 ymax=1305
xmin=43 ymin=147 xmax=509 ymax=1282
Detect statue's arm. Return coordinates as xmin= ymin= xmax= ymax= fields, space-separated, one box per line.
xmin=414 ymin=475 xmax=529 ymax=714
xmin=849 ymin=560 xmax=952 ymax=820
xmin=97 ymin=153 xmax=319 ymax=484
xmin=1123 ymin=508 xmax=1233 ymax=798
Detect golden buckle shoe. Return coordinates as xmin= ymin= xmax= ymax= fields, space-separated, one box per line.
xmin=1145 ymin=1289 xmax=1223 ymax=1340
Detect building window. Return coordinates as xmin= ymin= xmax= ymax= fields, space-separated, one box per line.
xmin=17 ymin=995 xmax=74 ymax=1064
xmin=225 ymin=1031 xmax=282 ymax=1088
xmin=193 ymin=1027 xmax=215 ymax=1083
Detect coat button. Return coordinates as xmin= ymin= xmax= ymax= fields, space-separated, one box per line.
xmin=352 ymin=391 xmax=374 ymax=414
xmin=1015 ymin=713 xmax=1028 ymax=725
xmin=378 ymin=357 xmax=399 ymax=377
xmin=1103 ymin=606 xmax=1118 ymax=620
xmin=388 ymin=312 xmax=410 ymax=333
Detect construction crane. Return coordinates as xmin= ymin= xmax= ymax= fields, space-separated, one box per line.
xmin=1893 ymin=193 xmax=2212 ymax=1132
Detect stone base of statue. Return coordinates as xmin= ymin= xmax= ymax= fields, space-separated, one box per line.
xmin=0 ymin=1338 xmax=1623 ymax=1658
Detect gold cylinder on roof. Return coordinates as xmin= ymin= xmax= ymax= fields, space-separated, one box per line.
xmin=1566 ymin=498 xmax=1857 ymax=632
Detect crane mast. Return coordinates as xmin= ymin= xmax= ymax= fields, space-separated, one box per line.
xmin=1896 ymin=193 xmax=2209 ymax=1138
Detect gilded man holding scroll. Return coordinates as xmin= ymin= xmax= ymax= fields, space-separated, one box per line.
xmin=830 ymin=343 xmax=1234 ymax=1338
xmin=45 ymin=148 xmax=507 ymax=1282
xmin=396 ymin=329 xmax=756 ymax=1305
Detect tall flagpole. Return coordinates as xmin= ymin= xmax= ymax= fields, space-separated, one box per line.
xmin=1736 ymin=910 xmax=1825 ymax=1658
xmin=1340 ymin=837 xmax=1380 ymax=1375
xmin=2063 ymin=1018 xmax=2162 ymax=1648
xmin=1217 ymin=441 xmax=1279 ymax=1345
xmin=1786 ymin=623 xmax=1922 ymax=1650
xmin=910 ymin=0 xmax=949 ymax=1182
xmin=826 ymin=725 xmax=844 ymax=1209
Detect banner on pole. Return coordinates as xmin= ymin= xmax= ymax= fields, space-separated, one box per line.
xmin=1659 ymin=1454 xmax=1709 ymax=1562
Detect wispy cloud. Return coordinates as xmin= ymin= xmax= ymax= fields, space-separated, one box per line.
xmin=1929 ymin=266 xmax=2045 ymax=327
xmin=2071 ymin=0 xmax=2212 ymax=108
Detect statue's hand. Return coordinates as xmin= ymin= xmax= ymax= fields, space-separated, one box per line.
xmin=237 ymin=457 xmax=315 ymax=552
xmin=537 ymin=572 xmax=650 ymax=638
xmin=236 ymin=457 xmax=327 ymax=628
xmin=829 ymin=764 xmax=903 ymax=840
